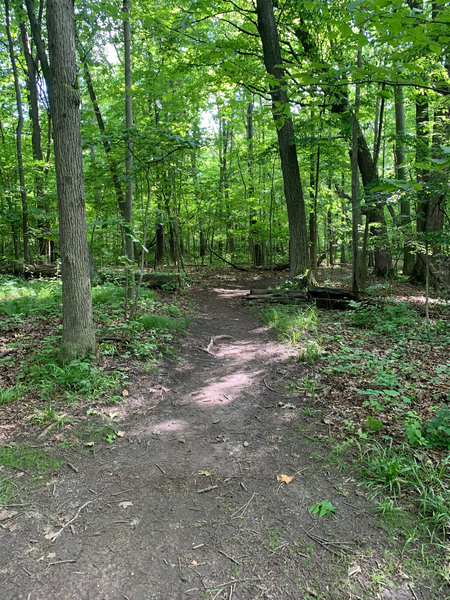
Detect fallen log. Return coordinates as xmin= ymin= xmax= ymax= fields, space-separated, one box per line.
xmin=0 ymin=262 xmax=59 ymax=278
xmin=244 ymin=289 xmax=308 ymax=305
xmin=208 ymin=247 xmax=248 ymax=271
xmin=244 ymin=286 xmax=359 ymax=309
xmin=307 ymin=287 xmax=359 ymax=309
xmin=99 ymin=272 xmax=180 ymax=289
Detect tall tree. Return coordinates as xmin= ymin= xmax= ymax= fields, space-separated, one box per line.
xmin=255 ymin=0 xmax=309 ymax=277
xmin=4 ymin=0 xmax=30 ymax=263
xmin=394 ymin=85 xmax=415 ymax=276
xmin=46 ymin=0 xmax=95 ymax=358
xmin=19 ymin=15 xmax=49 ymax=261
xmin=123 ymin=0 xmax=134 ymax=271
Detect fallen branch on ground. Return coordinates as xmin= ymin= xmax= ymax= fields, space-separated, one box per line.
xmin=48 ymin=501 xmax=92 ymax=542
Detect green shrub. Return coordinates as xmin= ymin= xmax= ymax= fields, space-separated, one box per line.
xmin=20 ymin=345 xmax=125 ymax=400
xmin=350 ymin=301 xmax=418 ymax=338
xmin=260 ymin=305 xmax=318 ymax=343
xmin=423 ymin=405 xmax=450 ymax=449
xmin=0 ymin=278 xmax=61 ymax=318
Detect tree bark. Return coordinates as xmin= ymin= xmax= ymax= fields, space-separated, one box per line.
xmin=5 ymin=0 xmax=30 ymax=263
xmin=394 ymin=85 xmax=415 ymax=275
xmin=351 ymin=52 xmax=362 ymax=293
xmin=46 ymin=0 xmax=95 ymax=358
xmin=309 ymin=141 xmax=319 ymax=272
xmin=247 ymin=98 xmax=262 ymax=265
xmin=123 ymin=0 xmax=134 ymax=272
xmin=255 ymin=0 xmax=309 ymax=277
xmin=77 ymin=40 xmax=126 ymax=218
xmin=19 ymin=16 xmax=50 ymax=261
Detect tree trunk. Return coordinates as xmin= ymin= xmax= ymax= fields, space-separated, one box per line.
xmin=46 ymin=0 xmax=95 ymax=358
xmin=19 ymin=17 xmax=50 ymax=261
xmin=410 ymin=97 xmax=430 ymax=283
xmin=154 ymin=198 xmax=165 ymax=266
xmin=123 ymin=0 xmax=134 ymax=272
xmin=5 ymin=0 xmax=30 ymax=263
xmin=394 ymin=85 xmax=415 ymax=275
xmin=351 ymin=52 xmax=362 ymax=293
xmin=77 ymin=40 xmax=126 ymax=219
xmin=309 ymin=140 xmax=319 ymax=272
xmin=246 ymin=98 xmax=263 ymax=265
xmin=255 ymin=0 xmax=309 ymax=277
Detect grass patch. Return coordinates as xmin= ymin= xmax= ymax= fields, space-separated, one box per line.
xmin=140 ymin=313 xmax=189 ymax=331
xmin=0 ymin=385 xmax=24 ymax=405
xmin=260 ymin=304 xmax=322 ymax=361
xmin=0 ymin=276 xmax=61 ymax=319
xmin=260 ymin=304 xmax=318 ymax=343
xmin=358 ymin=440 xmax=450 ymax=538
xmin=0 ymin=445 xmax=63 ymax=506
xmin=0 ymin=445 xmax=62 ymax=474
xmin=0 ymin=480 xmax=17 ymax=505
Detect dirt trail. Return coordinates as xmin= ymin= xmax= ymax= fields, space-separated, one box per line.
xmin=1 ymin=280 xmax=431 ymax=599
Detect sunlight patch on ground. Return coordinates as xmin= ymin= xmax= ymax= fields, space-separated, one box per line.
xmin=212 ymin=287 xmax=250 ymax=299
xmin=191 ymin=371 xmax=260 ymax=406
xmin=149 ymin=419 xmax=187 ymax=434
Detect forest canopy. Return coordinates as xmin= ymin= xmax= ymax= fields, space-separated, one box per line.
xmin=0 ymin=0 xmax=448 ymax=290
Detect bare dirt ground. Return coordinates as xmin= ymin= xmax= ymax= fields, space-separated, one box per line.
xmin=0 ymin=271 xmax=444 ymax=599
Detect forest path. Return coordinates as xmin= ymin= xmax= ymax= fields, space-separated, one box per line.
xmin=2 ymin=275 xmax=425 ymax=599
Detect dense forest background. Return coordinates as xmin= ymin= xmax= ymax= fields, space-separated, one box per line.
xmin=0 ymin=0 xmax=448 ymax=282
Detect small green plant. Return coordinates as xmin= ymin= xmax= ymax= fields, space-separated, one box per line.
xmin=298 ymin=340 xmax=322 ymax=363
xmin=20 ymin=345 xmax=126 ymax=400
xmin=358 ymin=439 xmax=412 ymax=497
xmin=423 ymin=405 xmax=450 ymax=449
xmin=309 ymin=499 xmax=337 ymax=517
xmin=350 ymin=301 xmax=418 ymax=338
xmin=30 ymin=405 xmax=72 ymax=428
xmin=366 ymin=417 xmax=383 ymax=433
xmin=166 ymin=304 xmax=181 ymax=317
xmin=77 ymin=421 xmax=119 ymax=445
xmin=303 ymin=377 xmax=316 ymax=399
xmin=260 ymin=304 xmax=318 ymax=342
xmin=268 ymin=528 xmax=282 ymax=549
xmin=0 ymin=480 xmax=17 ymax=505
xmin=404 ymin=412 xmax=427 ymax=447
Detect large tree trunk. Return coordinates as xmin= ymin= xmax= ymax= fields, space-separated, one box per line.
xmin=255 ymin=0 xmax=309 ymax=277
xmin=5 ymin=0 xmax=30 ymax=263
xmin=354 ymin=119 xmax=392 ymax=277
xmin=47 ymin=0 xmax=95 ymax=358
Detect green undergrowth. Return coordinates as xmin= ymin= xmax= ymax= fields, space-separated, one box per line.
xmin=260 ymin=304 xmax=321 ymax=363
xmin=0 ymin=275 xmax=189 ymax=406
xmin=258 ymin=295 xmax=449 ymax=584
